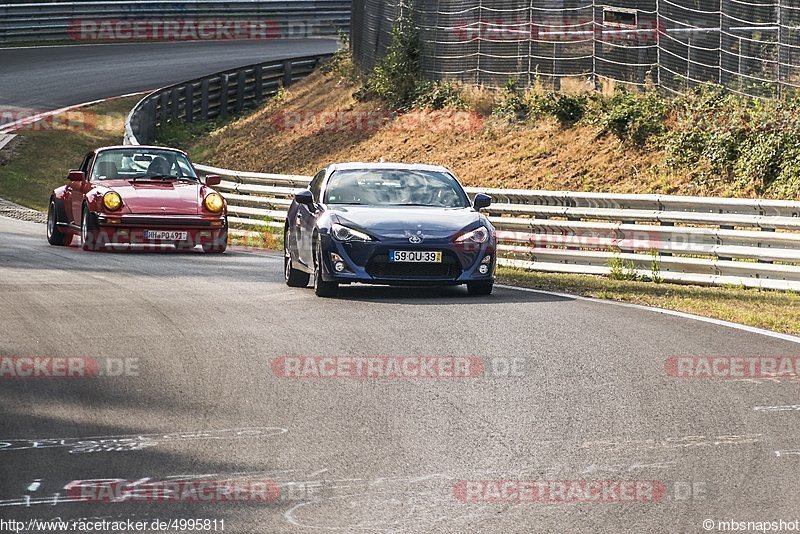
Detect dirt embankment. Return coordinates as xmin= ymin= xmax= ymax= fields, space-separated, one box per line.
xmin=190 ymin=71 xmax=716 ymax=196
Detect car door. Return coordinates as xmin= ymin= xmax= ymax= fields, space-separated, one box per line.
xmin=65 ymin=152 xmax=93 ymax=225
xmin=296 ymin=170 xmax=325 ymax=267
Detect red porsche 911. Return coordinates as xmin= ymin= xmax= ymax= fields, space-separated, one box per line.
xmin=47 ymin=146 xmax=228 ymax=252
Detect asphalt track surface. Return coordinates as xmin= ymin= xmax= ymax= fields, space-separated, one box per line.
xmin=0 ymin=40 xmax=337 ymax=110
xmin=2 ymin=215 xmax=800 ymax=533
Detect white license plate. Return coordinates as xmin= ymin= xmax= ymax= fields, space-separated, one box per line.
xmin=390 ymin=250 xmax=442 ymax=263
xmin=144 ymin=230 xmax=188 ymax=241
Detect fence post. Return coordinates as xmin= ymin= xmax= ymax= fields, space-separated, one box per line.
xmin=282 ymin=59 xmax=293 ymax=87
xmin=778 ymin=0 xmax=788 ymax=98
xmin=185 ymin=84 xmax=194 ymax=123
xmin=170 ymin=88 xmax=179 ymax=120
xmin=201 ymin=79 xmax=210 ymax=120
xmin=146 ymin=98 xmax=157 ymax=143
xmin=592 ymin=0 xmax=600 ymax=92
xmin=476 ymin=0 xmax=482 ymax=85
xmin=159 ymin=92 xmax=169 ymax=123
xmin=219 ymin=74 xmax=229 ymax=120
xmin=255 ymin=64 xmax=263 ymax=100
xmin=236 ymin=70 xmax=246 ymax=113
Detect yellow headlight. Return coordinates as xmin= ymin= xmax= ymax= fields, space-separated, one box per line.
xmin=204 ymin=193 xmax=224 ymax=213
xmin=103 ymin=191 xmax=122 ymax=211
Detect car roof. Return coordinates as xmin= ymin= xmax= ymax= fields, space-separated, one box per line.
xmin=95 ymin=145 xmax=188 ymax=156
xmin=327 ymin=162 xmax=453 ymax=174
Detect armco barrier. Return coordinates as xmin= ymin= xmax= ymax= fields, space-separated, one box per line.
xmin=190 ymin=165 xmax=800 ymax=291
xmin=0 ymin=1 xmax=350 ymax=43
xmin=124 ymin=53 xmax=332 ymax=146
xmin=121 ymin=54 xmax=800 ymax=292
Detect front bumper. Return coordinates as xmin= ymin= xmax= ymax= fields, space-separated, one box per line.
xmin=95 ymin=214 xmax=227 ymax=248
xmin=318 ymin=233 xmax=496 ymax=286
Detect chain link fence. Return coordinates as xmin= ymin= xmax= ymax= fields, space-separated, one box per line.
xmin=352 ymin=0 xmax=800 ymax=98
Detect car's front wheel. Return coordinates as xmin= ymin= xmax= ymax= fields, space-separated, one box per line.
xmin=46 ymin=200 xmax=73 ymax=247
xmin=81 ymin=207 xmax=101 ymax=251
xmin=467 ymin=281 xmax=493 ymax=296
xmin=313 ymin=241 xmax=338 ymax=298
xmin=202 ymin=221 xmax=228 ymax=253
xmin=284 ymin=238 xmax=310 ymax=288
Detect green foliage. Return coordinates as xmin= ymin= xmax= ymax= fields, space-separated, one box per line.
xmin=492 ymin=79 xmax=530 ymax=120
xmin=608 ymin=255 xmax=640 ymax=281
xmin=356 ymin=12 xmax=423 ymax=111
xmin=649 ymin=250 xmax=663 ymax=284
xmin=320 ymin=30 xmax=359 ymax=83
xmin=590 ymin=88 xmax=668 ymax=146
xmin=662 ymin=85 xmax=800 ymax=196
xmin=414 ymin=80 xmax=467 ymax=110
xmin=529 ymin=92 xmax=590 ymax=125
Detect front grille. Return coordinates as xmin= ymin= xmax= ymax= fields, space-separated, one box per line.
xmin=366 ymin=253 xmax=461 ymax=280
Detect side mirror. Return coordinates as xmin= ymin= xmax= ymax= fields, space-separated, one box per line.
xmin=67 ymin=170 xmax=86 ymax=182
xmin=204 ymin=174 xmax=221 ymax=186
xmin=295 ymin=189 xmax=314 ymax=207
xmin=473 ymin=193 xmax=492 ymax=210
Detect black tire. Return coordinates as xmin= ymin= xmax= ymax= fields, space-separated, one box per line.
xmin=46 ymin=200 xmax=73 ymax=246
xmin=313 ymin=241 xmax=338 ymax=298
xmin=80 ymin=207 xmax=101 ymax=251
xmin=202 ymin=220 xmax=228 ymax=253
xmin=284 ymin=238 xmax=310 ymax=288
xmin=467 ymin=281 xmax=494 ymax=296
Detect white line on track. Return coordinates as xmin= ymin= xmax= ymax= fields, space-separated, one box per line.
xmin=497 ymin=284 xmax=800 ymax=345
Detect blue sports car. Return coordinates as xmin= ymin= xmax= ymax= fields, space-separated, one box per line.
xmin=284 ymin=163 xmax=496 ymax=297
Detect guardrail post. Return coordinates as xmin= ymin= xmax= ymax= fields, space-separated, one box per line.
xmin=185 ymin=84 xmax=194 ymax=123
xmin=236 ymin=71 xmax=246 ymax=113
xmin=282 ymin=60 xmax=293 ymax=87
xmin=170 ymin=88 xmax=179 ymax=121
xmin=219 ymin=74 xmax=229 ymax=120
xmin=146 ymin=99 xmax=157 ymax=143
xmin=159 ymin=92 xmax=169 ymax=123
xmin=759 ymin=227 xmax=776 ymax=264
xmin=255 ymin=65 xmax=264 ymax=100
xmin=201 ymin=79 xmax=210 ymax=120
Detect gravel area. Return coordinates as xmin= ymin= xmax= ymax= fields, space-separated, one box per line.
xmin=0 ymin=197 xmax=46 ymax=224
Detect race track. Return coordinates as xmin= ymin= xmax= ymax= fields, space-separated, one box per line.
xmin=1 ymin=216 xmax=799 ymax=532
xmin=0 ymin=40 xmax=337 ymax=110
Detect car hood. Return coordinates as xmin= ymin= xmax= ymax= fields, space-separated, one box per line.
xmin=329 ymin=205 xmax=482 ymax=238
xmin=104 ymin=180 xmax=203 ymax=215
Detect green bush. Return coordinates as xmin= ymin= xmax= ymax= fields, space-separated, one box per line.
xmin=529 ymin=92 xmax=589 ymax=125
xmin=590 ymin=88 xmax=668 ymax=146
xmin=320 ymin=30 xmax=359 ymax=83
xmin=356 ymin=13 xmax=422 ymax=111
xmin=492 ymin=79 xmax=529 ymax=120
xmin=413 ymin=80 xmax=466 ymax=110
xmin=662 ymin=85 xmax=800 ymax=196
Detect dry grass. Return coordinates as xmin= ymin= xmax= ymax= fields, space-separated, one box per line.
xmin=184 ymin=71 xmax=737 ymax=197
xmin=0 ymin=97 xmax=139 ymax=211
xmin=498 ymin=267 xmax=800 ymax=336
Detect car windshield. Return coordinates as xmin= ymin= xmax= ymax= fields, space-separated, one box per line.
xmin=324 ymin=169 xmax=470 ymax=208
xmin=91 ymin=149 xmax=199 ymax=182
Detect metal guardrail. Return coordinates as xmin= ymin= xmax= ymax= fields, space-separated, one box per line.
xmin=0 ymin=1 xmax=350 ymax=43
xmin=191 ymin=166 xmax=800 ymax=291
xmin=119 ymin=51 xmax=800 ymax=292
xmin=124 ymin=53 xmax=332 ymax=146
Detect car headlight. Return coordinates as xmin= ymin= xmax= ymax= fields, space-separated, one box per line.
xmin=204 ymin=193 xmax=224 ymax=213
xmin=455 ymin=226 xmax=489 ymax=244
xmin=103 ymin=191 xmax=122 ymax=211
xmin=331 ymin=223 xmax=373 ymax=242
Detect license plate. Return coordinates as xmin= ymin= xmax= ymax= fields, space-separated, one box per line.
xmin=389 ymin=250 xmax=442 ymax=263
xmin=144 ymin=230 xmax=188 ymax=241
